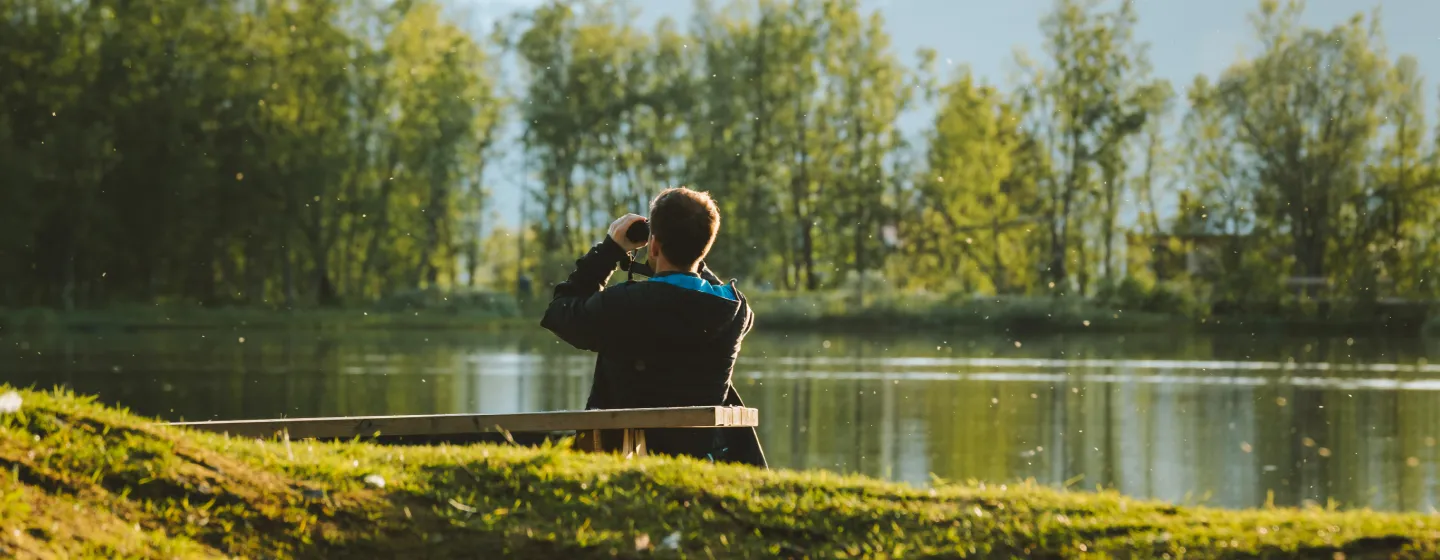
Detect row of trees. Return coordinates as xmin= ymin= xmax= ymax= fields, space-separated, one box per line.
xmin=507 ymin=0 xmax=1440 ymax=310
xmin=509 ymin=0 xmax=915 ymax=293
xmin=3 ymin=0 xmax=1437 ymax=311
xmin=1172 ymin=2 xmax=1440 ymax=307
xmin=1 ymin=0 xmax=501 ymax=309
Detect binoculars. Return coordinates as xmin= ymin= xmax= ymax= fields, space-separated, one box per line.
xmin=619 ymin=219 xmax=655 ymax=278
xmin=626 ymin=219 xmax=650 ymax=244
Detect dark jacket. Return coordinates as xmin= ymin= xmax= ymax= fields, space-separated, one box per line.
xmin=540 ymin=236 xmax=767 ymax=468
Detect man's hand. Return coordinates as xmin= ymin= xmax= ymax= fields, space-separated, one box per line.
xmin=607 ymin=213 xmax=648 ymax=252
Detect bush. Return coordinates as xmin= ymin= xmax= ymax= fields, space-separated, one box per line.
xmin=373 ymin=287 xmax=520 ymax=317
xmin=0 ymin=307 xmax=60 ymax=332
xmin=1097 ymin=276 xmax=1205 ymax=317
xmin=1147 ymin=280 xmax=1206 ymax=317
xmin=1095 ymin=276 xmax=1152 ymax=309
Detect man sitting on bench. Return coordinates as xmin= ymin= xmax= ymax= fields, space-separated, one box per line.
xmin=540 ymin=187 xmax=766 ymax=467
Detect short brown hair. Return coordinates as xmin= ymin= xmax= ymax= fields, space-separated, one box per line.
xmin=649 ymin=187 xmax=720 ymax=269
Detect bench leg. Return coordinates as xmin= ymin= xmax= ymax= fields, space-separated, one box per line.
xmin=574 ymin=429 xmax=603 ymax=453
xmin=572 ymin=429 xmax=646 ymax=458
xmin=622 ymin=429 xmax=647 ymax=458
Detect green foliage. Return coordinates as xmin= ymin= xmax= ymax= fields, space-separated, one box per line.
xmin=502 ymin=0 xmax=1438 ymax=317
xmin=4 ymin=0 xmax=1438 ymax=318
xmin=1095 ymin=276 xmax=1206 ymax=317
xmin=0 ymin=308 xmax=61 ymax=332
xmin=0 ymin=0 xmax=503 ymax=310
xmin=508 ymin=0 xmax=916 ymax=290
xmin=1199 ymin=0 xmax=1439 ymax=308
xmin=1011 ymin=0 xmax=1166 ymax=297
xmin=372 ymin=287 xmax=520 ymax=317
xmin=901 ymin=71 xmax=1039 ymax=294
xmin=3 ymin=386 xmax=1440 ymax=557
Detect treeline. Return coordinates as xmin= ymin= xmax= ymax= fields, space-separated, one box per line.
xmin=0 ymin=0 xmax=501 ymax=309
xmin=507 ymin=0 xmax=1440 ymax=313
xmin=2 ymin=0 xmax=1437 ymax=314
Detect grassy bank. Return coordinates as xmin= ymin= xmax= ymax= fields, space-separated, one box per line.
xmin=0 ymin=287 xmax=535 ymax=333
xmin=2 ymin=290 xmax=1435 ymax=337
xmin=747 ymin=291 xmax=1437 ymax=337
xmin=2 ymin=387 xmax=1439 ymax=558
xmin=0 ymin=305 xmax=535 ymax=333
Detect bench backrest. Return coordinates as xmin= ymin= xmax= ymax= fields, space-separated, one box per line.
xmin=168 ymin=406 xmax=759 ymax=440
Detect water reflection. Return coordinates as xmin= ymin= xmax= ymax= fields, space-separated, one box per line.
xmin=2 ymin=328 xmax=1437 ymax=512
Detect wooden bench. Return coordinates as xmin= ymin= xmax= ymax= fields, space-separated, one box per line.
xmin=169 ymin=406 xmax=759 ymax=458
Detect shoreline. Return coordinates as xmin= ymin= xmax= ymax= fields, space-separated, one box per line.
xmin=3 ymin=302 xmax=1434 ymax=338
xmin=2 ymin=387 xmax=1438 ymax=558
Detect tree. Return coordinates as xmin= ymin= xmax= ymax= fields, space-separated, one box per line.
xmin=908 ymin=70 xmax=1033 ymax=293
xmin=0 ymin=0 xmax=502 ymax=309
xmin=6 ymin=0 xmax=1437 ymax=311
xmin=1361 ymin=55 xmax=1437 ymax=298
xmin=1213 ymin=0 xmax=1390 ymax=302
xmin=1019 ymin=0 xmax=1157 ymax=296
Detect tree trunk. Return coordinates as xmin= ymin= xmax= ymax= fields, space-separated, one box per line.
xmin=283 ymin=244 xmax=296 ymax=309
xmin=466 ymin=239 xmax=479 ymax=288
xmin=244 ymin=238 xmax=264 ymax=305
xmin=62 ymin=244 xmax=76 ymax=312
xmin=312 ymin=214 xmax=337 ymax=306
xmin=851 ymin=115 xmax=866 ymax=303
xmin=792 ymin=94 xmax=817 ymax=291
xmin=1055 ymin=126 xmax=1081 ymax=292
xmin=1102 ymin=170 xmax=1117 ymax=285
xmin=315 ymin=258 xmax=337 ymax=306
xmin=359 ymin=155 xmax=399 ymax=297
xmin=991 ymin=214 xmax=1006 ymax=293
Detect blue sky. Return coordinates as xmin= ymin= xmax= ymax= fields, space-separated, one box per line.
xmin=451 ymin=0 xmax=1440 ymax=228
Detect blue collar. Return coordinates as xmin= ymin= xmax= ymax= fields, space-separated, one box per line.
xmin=649 ymin=272 xmax=737 ymax=301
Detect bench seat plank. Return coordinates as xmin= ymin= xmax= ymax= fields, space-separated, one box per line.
xmin=169 ymin=406 xmax=759 ymax=441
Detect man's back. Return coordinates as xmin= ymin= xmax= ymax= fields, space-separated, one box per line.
xmin=539 ymin=234 xmax=766 ymax=466
xmin=572 ymin=276 xmax=747 ymax=406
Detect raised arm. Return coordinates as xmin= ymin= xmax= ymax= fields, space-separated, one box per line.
xmin=539 ymin=215 xmax=646 ymax=352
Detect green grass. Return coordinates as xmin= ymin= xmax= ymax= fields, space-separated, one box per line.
xmin=2 ymin=387 xmax=1439 ymax=558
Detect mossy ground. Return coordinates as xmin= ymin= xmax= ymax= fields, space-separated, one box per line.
xmin=1 ymin=388 xmax=1438 ymax=558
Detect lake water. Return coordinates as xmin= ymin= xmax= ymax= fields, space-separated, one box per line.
xmin=3 ymin=327 xmax=1438 ymax=512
